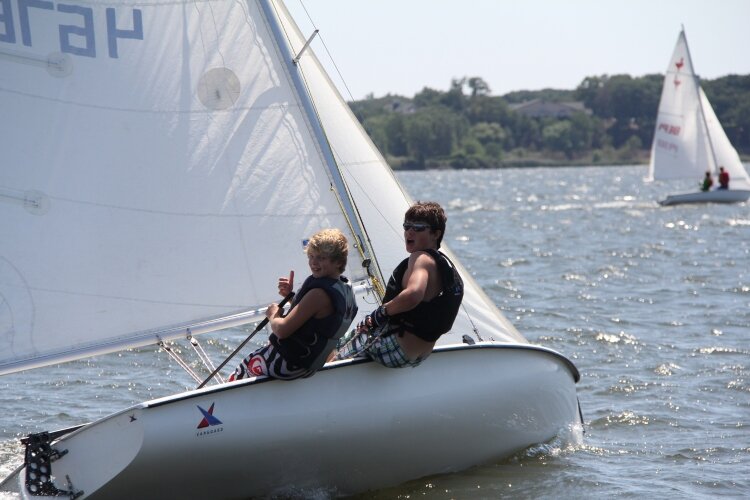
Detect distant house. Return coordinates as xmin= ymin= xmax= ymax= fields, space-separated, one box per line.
xmin=510 ymin=99 xmax=590 ymax=119
xmin=386 ymin=98 xmax=416 ymax=114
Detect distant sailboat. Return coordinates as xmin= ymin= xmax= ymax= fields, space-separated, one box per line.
xmin=0 ymin=0 xmax=580 ymax=498
xmin=647 ymin=28 xmax=750 ymax=206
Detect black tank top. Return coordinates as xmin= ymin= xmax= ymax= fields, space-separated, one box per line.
xmin=271 ymin=275 xmax=357 ymax=370
xmin=383 ymin=249 xmax=463 ymax=342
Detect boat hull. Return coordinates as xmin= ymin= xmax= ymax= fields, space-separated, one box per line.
xmin=658 ymin=189 xmax=750 ymax=206
xmin=15 ymin=343 xmax=580 ymax=499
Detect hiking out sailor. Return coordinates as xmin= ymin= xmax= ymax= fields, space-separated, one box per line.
xmin=229 ymin=228 xmax=357 ymax=381
xmin=333 ymin=201 xmax=463 ymax=368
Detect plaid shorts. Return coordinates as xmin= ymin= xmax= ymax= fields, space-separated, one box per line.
xmin=334 ymin=323 xmax=425 ymax=368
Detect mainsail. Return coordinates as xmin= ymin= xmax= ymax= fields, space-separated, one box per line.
xmin=647 ymin=29 xmax=750 ymax=189
xmin=0 ymin=0 xmax=522 ymax=376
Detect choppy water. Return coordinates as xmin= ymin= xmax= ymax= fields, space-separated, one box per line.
xmin=2 ymin=165 xmax=749 ymax=498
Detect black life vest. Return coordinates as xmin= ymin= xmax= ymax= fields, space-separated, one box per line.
xmin=270 ymin=275 xmax=357 ymax=371
xmin=383 ymin=249 xmax=464 ymax=342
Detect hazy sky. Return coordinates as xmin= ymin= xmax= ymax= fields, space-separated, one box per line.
xmin=285 ymin=0 xmax=750 ymax=100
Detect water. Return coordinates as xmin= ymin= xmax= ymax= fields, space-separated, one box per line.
xmin=2 ymin=165 xmax=749 ymax=498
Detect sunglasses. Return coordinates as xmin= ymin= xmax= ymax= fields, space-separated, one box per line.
xmin=402 ymin=222 xmax=433 ymax=232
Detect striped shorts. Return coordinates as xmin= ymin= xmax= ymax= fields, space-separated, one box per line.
xmin=333 ymin=323 xmax=424 ymax=368
xmin=228 ymin=343 xmax=312 ymax=381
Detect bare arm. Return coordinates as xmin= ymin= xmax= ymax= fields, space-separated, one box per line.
xmin=267 ymin=288 xmax=332 ymax=339
xmin=383 ymin=251 xmax=436 ymax=315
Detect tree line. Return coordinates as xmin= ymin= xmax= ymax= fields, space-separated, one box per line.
xmin=348 ymin=74 xmax=750 ymax=169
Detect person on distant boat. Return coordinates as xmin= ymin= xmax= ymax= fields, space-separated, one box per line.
xmin=228 ymin=228 xmax=357 ymax=381
xmin=701 ymin=171 xmax=713 ymax=192
xmin=332 ymin=201 xmax=463 ymax=368
xmin=718 ymin=166 xmax=730 ymax=189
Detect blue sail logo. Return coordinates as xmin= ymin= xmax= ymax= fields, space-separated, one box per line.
xmin=196 ymin=403 xmax=222 ymax=429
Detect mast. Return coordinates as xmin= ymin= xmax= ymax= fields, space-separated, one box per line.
xmin=682 ymin=28 xmax=720 ymax=175
xmin=258 ymin=0 xmax=385 ymax=296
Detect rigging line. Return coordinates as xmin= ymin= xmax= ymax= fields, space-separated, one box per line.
xmin=293 ymin=80 xmax=386 ymax=295
xmin=315 ymin=134 xmax=386 ymax=296
xmin=337 ymin=160 xmax=409 ymax=241
xmin=680 ymin=28 xmax=719 ymax=174
xmin=188 ymin=334 xmax=224 ymax=383
xmin=159 ymin=341 xmax=203 ymax=384
xmin=294 ymin=0 xmax=356 ymax=103
xmin=270 ymin=0 xmax=385 ymax=299
xmin=460 ymin=301 xmax=484 ymax=342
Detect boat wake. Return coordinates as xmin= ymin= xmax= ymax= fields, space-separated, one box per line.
xmin=514 ymin=422 xmax=585 ymax=461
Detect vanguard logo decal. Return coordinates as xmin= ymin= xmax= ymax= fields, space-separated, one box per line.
xmin=196 ymin=403 xmax=224 ymax=436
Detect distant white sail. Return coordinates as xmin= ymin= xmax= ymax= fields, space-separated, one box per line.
xmin=648 ymin=29 xmax=750 ymax=189
xmin=699 ymin=88 xmax=750 ymax=189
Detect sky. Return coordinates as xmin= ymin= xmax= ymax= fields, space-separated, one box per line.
xmin=285 ymin=0 xmax=750 ymax=101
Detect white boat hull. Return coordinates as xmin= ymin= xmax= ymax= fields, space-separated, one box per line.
xmin=13 ymin=343 xmax=580 ymax=499
xmin=658 ymin=189 xmax=750 ymax=206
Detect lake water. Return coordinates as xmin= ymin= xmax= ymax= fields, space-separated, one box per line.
xmin=2 ymin=165 xmax=749 ymax=498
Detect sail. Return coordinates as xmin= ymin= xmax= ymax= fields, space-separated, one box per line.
xmin=0 ymin=0 xmax=377 ymax=374
xmin=699 ymin=88 xmax=750 ymax=189
xmin=648 ymin=29 xmax=749 ymax=187
xmin=270 ymin=1 xmax=525 ymax=344
xmin=0 ymin=0 xmax=525 ymax=375
xmin=648 ymin=30 xmax=711 ymax=182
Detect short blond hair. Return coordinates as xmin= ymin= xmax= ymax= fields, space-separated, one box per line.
xmin=306 ymin=228 xmax=348 ymax=273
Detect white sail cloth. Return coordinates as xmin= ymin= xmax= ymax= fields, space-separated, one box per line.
xmin=647 ymin=30 xmax=750 ymax=189
xmin=0 ymin=0 xmax=523 ymax=375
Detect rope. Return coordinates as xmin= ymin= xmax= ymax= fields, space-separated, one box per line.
xmin=461 ymin=302 xmax=484 ymax=342
xmin=188 ymin=334 xmax=224 ymax=384
xmin=336 ymin=322 xmax=395 ymax=360
xmin=159 ymin=341 xmax=202 ymax=384
xmin=272 ymin=0 xmax=386 ymax=300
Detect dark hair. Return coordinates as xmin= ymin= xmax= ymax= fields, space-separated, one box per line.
xmin=404 ymin=201 xmax=447 ymax=248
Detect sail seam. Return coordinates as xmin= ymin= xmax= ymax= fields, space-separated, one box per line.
xmin=0 ymin=85 xmax=293 ymax=114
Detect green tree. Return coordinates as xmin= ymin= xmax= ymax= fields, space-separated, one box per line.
xmin=440 ymin=78 xmax=467 ymax=112
xmin=348 ymin=71 xmax=749 ymax=167
xmin=413 ymin=87 xmax=443 ymax=108
xmin=403 ymin=107 xmax=468 ymax=166
xmin=467 ymin=77 xmax=491 ymax=97
xmin=467 ymin=122 xmax=509 ymax=153
xmin=466 ymin=95 xmax=511 ymax=126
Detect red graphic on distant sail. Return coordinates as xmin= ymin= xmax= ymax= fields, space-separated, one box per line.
xmin=675 ymin=57 xmax=684 ymax=71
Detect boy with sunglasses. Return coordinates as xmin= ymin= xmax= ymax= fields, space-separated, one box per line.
xmin=333 ymin=201 xmax=463 ymax=367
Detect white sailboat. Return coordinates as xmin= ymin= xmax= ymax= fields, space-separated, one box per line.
xmin=0 ymin=1 xmax=581 ymax=498
xmin=647 ymin=28 xmax=750 ymax=206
